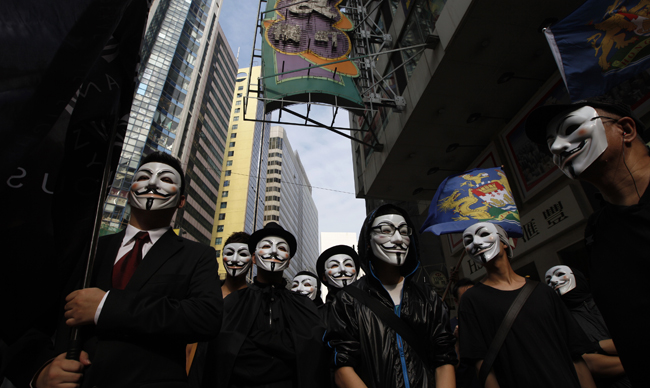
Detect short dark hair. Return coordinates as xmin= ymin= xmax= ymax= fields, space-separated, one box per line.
xmin=224 ymin=231 xmax=250 ymax=246
xmin=139 ymin=152 xmax=185 ymax=196
xmin=452 ymin=278 xmax=475 ymax=300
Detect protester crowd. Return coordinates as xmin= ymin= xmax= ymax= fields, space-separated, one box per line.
xmin=4 ymin=96 xmax=647 ymax=388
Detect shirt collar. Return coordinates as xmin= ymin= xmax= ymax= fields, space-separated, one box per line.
xmin=122 ymin=224 xmax=170 ymax=247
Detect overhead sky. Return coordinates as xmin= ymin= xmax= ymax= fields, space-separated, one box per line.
xmin=218 ymin=0 xmax=368 ymax=236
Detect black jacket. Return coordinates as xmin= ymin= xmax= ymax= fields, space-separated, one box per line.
xmin=199 ymin=279 xmax=327 ymax=388
xmin=324 ymin=204 xmax=456 ymax=388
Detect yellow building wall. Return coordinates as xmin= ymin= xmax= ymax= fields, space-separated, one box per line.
xmin=210 ymin=66 xmax=262 ymax=279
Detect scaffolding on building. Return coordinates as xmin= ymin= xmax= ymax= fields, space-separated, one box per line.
xmin=242 ymin=0 xmax=439 ymax=152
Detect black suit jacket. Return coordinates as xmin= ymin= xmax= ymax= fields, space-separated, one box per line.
xmin=17 ymin=229 xmax=222 ymax=388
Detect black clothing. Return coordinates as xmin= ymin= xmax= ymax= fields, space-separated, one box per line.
xmin=325 ymin=204 xmax=457 ymax=388
xmin=585 ymin=186 xmax=650 ymax=388
xmin=201 ymin=279 xmax=326 ymax=388
xmin=459 ymin=280 xmax=594 ymax=388
xmin=450 ymin=317 xmax=480 ymax=388
xmin=559 ymin=269 xmax=631 ymax=388
xmin=8 ymin=229 xmax=223 ymax=388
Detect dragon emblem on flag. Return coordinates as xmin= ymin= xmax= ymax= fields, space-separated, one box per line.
xmin=588 ymin=0 xmax=650 ymax=72
xmin=420 ymin=167 xmax=523 ymax=237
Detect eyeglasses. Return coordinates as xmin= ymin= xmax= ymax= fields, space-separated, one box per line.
xmin=371 ymin=223 xmax=412 ymax=236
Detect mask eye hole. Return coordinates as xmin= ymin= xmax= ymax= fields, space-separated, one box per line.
xmin=479 ymin=231 xmax=490 ymax=237
xmin=564 ymin=124 xmax=580 ymax=136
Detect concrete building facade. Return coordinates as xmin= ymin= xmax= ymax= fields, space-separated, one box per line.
xmin=347 ymin=0 xmax=650 ymax=309
xmin=211 ymin=66 xmax=270 ymax=279
xmin=264 ymin=126 xmax=319 ymax=280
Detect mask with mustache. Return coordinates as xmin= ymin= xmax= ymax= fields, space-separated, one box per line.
xmin=324 ymin=254 xmax=358 ymax=288
xmin=545 ymin=265 xmax=577 ymax=296
xmin=370 ymin=214 xmax=411 ymax=266
xmin=291 ymin=274 xmax=318 ymax=300
xmin=546 ymin=106 xmax=609 ymax=179
xmin=254 ymin=236 xmax=291 ymax=272
xmin=129 ymin=162 xmax=182 ymax=211
xmin=463 ymin=222 xmax=510 ymax=265
xmin=223 ymin=243 xmax=252 ymax=277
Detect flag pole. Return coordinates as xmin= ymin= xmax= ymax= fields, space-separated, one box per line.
xmin=66 ymin=127 xmax=117 ymax=361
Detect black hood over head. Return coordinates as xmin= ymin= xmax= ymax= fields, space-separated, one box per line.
xmin=358 ymin=204 xmax=420 ymax=278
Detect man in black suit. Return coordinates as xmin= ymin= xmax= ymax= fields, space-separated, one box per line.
xmin=32 ymin=152 xmax=222 ymax=388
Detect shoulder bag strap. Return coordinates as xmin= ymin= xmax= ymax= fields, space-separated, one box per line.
xmin=478 ymin=280 xmax=538 ymax=387
xmin=344 ymin=286 xmax=431 ymax=368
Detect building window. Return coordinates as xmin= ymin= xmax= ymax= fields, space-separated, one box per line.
xmin=229 ymin=142 xmax=235 ymax=147
xmin=222 ymin=191 xmax=229 ymax=197
xmin=225 ymin=170 xmax=232 ymax=176
xmin=218 ymin=213 xmax=226 ymax=220
xmin=228 ymin=151 xmax=234 ymax=156
xmin=215 ymin=237 xmax=222 ymax=245
xmin=223 ymin=180 xmax=230 ymax=186
xmin=237 ymin=93 xmax=242 ymax=98
xmin=215 ymin=250 xmax=220 ymax=258
xmin=236 ymin=100 xmax=241 ymax=106
xmin=238 ymin=86 xmax=244 ymax=90
xmin=220 ymin=202 xmax=227 ymax=209
xmin=217 ymin=225 xmax=224 ymax=232
xmin=231 ymin=133 xmax=237 ymax=138
xmin=234 ymin=108 xmax=240 ymax=113
xmin=232 ymin=124 xmax=238 ymax=129
xmin=226 ymin=160 xmax=232 ymax=166
xmin=233 ymin=116 xmax=239 ymax=121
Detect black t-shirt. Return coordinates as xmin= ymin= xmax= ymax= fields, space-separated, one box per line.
xmin=585 ymin=187 xmax=650 ymax=388
xmin=459 ymin=280 xmax=594 ymax=388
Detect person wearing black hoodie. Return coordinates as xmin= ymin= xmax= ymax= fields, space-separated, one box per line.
xmin=545 ymin=265 xmax=631 ymax=388
xmin=324 ymin=204 xmax=456 ymax=388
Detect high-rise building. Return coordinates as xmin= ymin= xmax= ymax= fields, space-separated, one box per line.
xmin=174 ymin=23 xmax=237 ymax=244
xmin=101 ymin=0 xmax=233 ymax=241
xmin=211 ymin=66 xmax=270 ymax=279
xmin=264 ymin=126 xmax=319 ymax=280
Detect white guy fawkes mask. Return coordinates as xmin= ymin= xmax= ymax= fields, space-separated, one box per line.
xmin=370 ymin=214 xmax=411 ymax=266
xmin=129 ymin=162 xmax=182 ymax=211
xmin=291 ymin=274 xmax=318 ymax=300
xmin=255 ymin=236 xmax=291 ymax=272
xmin=463 ymin=222 xmax=504 ymax=265
xmin=325 ymin=254 xmax=357 ymax=288
xmin=546 ymin=106 xmax=609 ymax=179
xmin=223 ymin=243 xmax=252 ymax=277
xmin=545 ymin=265 xmax=576 ymax=296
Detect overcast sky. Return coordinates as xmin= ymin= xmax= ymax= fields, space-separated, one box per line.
xmin=218 ymin=0 xmax=368 ymax=235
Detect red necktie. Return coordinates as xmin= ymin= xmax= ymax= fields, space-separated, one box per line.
xmin=112 ymin=231 xmax=150 ymax=290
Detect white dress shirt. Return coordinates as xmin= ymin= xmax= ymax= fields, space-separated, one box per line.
xmin=94 ymin=224 xmax=171 ymax=323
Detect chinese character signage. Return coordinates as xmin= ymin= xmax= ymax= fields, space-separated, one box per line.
xmin=261 ymin=0 xmax=364 ymax=113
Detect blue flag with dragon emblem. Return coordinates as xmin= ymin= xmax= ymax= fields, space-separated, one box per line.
xmin=420 ymin=167 xmax=523 ymax=237
xmin=546 ymin=0 xmax=650 ymax=101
